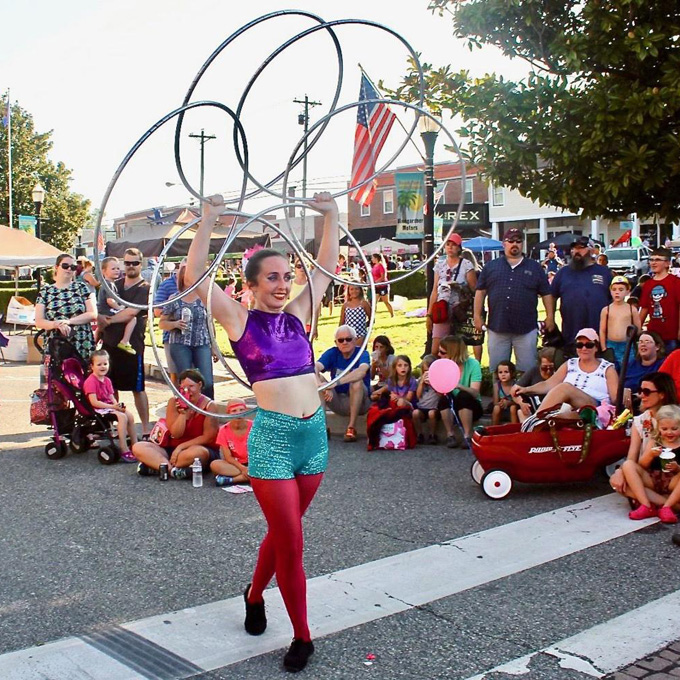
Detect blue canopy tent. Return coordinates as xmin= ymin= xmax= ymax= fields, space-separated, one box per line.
xmin=463 ymin=236 xmax=503 ymax=253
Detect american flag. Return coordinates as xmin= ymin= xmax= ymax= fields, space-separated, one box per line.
xmin=349 ymin=74 xmax=396 ymax=206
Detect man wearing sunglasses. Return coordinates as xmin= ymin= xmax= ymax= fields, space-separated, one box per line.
xmin=551 ymin=235 xmax=612 ymax=350
xmin=98 ymin=247 xmax=151 ymax=435
xmin=474 ymin=228 xmax=555 ymax=372
xmin=639 ymin=247 xmax=680 ymax=355
xmin=315 ymin=325 xmax=371 ymax=443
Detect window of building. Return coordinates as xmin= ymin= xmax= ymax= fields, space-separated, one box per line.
xmin=383 ymin=189 xmax=394 ymax=214
xmin=360 ymin=203 xmax=371 ymax=217
xmin=464 ymin=178 xmax=473 ymax=204
xmin=492 ymin=185 xmax=505 ymax=206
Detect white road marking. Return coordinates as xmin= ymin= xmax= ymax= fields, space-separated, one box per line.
xmin=466 ymin=589 xmax=680 ymax=678
xmin=0 ymin=494 xmax=663 ymax=678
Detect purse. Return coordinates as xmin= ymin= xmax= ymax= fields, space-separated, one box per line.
xmin=149 ymin=418 xmax=171 ymax=447
xmin=431 ymin=299 xmax=449 ymax=324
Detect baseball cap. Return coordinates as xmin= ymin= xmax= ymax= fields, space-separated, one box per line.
xmin=445 ymin=233 xmax=462 ymax=246
xmin=575 ymin=328 xmax=599 ymax=343
xmin=503 ymin=228 xmax=523 ymax=241
xmin=570 ymin=235 xmax=594 ymax=249
xmin=610 ymin=275 xmax=631 ymax=289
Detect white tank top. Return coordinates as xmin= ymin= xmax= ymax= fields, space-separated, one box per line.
xmin=564 ymin=357 xmax=613 ymax=404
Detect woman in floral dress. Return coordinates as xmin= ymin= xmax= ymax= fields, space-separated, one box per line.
xmin=35 ymin=253 xmax=97 ymax=363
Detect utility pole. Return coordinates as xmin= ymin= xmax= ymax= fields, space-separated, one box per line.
xmin=188 ymin=128 xmax=216 ymax=198
xmin=294 ymin=95 xmax=321 ymax=251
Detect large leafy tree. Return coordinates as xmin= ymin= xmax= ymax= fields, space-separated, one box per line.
xmin=0 ymin=95 xmax=90 ymax=250
xmin=391 ymin=0 xmax=680 ymax=221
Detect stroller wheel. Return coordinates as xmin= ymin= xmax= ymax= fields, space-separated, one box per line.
xmin=470 ymin=460 xmax=485 ymax=485
xmin=97 ymin=445 xmax=120 ymax=466
xmin=45 ymin=439 xmax=67 ymax=460
xmin=69 ymin=427 xmax=89 ymax=454
xmin=481 ymin=469 xmax=512 ymax=500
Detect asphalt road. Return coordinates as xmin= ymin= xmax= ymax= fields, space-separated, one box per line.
xmin=1 ymin=362 xmax=679 ymax=680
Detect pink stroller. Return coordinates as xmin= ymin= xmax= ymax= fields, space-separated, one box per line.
xmin=32 ymin=333 xmax=122 ymax=464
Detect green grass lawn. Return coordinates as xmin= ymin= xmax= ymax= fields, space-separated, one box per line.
xmin=148 ymin=296 xmax=558 ymax=372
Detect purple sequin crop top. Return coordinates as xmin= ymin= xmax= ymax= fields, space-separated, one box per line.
xmin=230 ymin=309 xmax=315 ymax=385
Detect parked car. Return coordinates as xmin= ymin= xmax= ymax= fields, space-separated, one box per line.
xmin=603 ymin=246 xmax=651 ymax=283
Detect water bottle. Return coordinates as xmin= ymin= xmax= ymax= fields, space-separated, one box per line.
xmin=181 ymin=306 xmax=192 ymax=336
xmin=192 ymin=457 xmax=203 ymax=488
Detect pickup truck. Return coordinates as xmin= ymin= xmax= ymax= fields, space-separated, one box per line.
xmin=603 ymin=246 xmax=651 ymax=284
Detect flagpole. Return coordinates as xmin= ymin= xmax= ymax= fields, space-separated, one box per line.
xmin=6 ymin=89 xmax=13 ymax=229
xmin=357 ymin=64 xmax=425 ymax=161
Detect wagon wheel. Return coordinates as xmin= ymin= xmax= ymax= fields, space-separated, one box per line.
xmin=481 ymin=470 xmax=512 ymax=500
xmin=470 ymin=460 xmax=485 ymax=485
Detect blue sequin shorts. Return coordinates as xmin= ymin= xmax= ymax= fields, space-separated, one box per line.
xmin=248 ymin=406 xmax=328 ymax=480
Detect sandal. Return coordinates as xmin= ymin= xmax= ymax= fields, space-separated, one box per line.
xmin=343 ymin=426 xmax=357 ymax=442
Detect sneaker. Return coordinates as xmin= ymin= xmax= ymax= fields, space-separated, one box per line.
xmin=417 ymin=433 xmax=425 ymax=445
xmin=120 ymin=450 xmax=137 ymax=463
xmin=171 ymin=467 xmax=189 ymax=480
xmin=136 ymin=462 xmax=157 ymax=476
xmin=117 ymin=342 xmax=136 ymax=355
xmin=243 ymin=584 xmax=267 ymax=635
xmin=446 ymin=430 xmax=462 ymax=448
xmin=427 ymin=434 xmax=438 ymax=445
xmin=629 ymin=504 xmax=657 ymax=520
xmin=658 ymin=506 xmax=678 ymax=524
xmin=283 ymin=638 xmax=314 ymax=673
xmin=215 ymin=475 xmax=235 ymax=487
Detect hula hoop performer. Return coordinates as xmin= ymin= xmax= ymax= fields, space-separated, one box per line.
xmin=186 ymin=192 xmax=338 ymax=673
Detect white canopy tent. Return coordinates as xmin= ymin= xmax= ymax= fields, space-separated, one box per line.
xmin=0 ymin=224 xmax=63 ymax=294
xmin=358 ymin=237 xmax=419 ymax=256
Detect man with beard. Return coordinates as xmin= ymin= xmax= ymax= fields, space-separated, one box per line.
xmin=551 ymin=235 xmax=612 ymax=350
xmin=474 ymin=228 xmax=554 ymax=372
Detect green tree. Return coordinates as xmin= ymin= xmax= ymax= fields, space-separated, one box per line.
xmin=0 ymin=95 xmax=90 ymax=250
xmin=390 ymin=0 xmax=680 ymax=221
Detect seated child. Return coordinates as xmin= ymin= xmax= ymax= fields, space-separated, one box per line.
xmin=492 ymin=360 xmax=519 ymax=425
xmin=599 ymin=275 xmax=641 ymax=369
xmin=83 ymin=349 xmax=137 ymax=462
xmin=623 ymin=404 xmax=680 ymax=523
xmin=373 ymin=355 xmax=417 ymax=410
xmin=97 ymin=256 xmax=138 ymax=354
xmin=413 ymin=354 xmax=442 ymax=444
xmin=211 ymin=398 xmax=253 ymax=487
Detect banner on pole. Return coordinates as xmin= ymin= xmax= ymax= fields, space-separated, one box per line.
xmin=395 ymin=172 xmax=424 ymax=239
xmin=18 ymin=215 xmax=36 ymax=236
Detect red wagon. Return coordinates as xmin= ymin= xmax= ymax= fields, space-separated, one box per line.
xmin=470 ymin=422 xmax=630 ymax=500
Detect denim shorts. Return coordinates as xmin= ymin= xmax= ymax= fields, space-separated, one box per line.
xmin=248 ymin=407 xmax=328 ymax=480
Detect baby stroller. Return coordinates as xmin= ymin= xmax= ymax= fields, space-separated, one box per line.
xmin=469 ymin=326 xmax=637 ymax=500
xmin=31 ymin=333 xmax=121 ymax=464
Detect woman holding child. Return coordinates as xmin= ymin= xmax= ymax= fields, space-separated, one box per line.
xmin=185 ymin=192 xmax=339 ymax=673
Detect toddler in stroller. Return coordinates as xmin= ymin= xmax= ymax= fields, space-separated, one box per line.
xmin=32 ymin=334 xmax=125 ymax=464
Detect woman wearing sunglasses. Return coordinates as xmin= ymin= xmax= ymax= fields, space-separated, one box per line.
xmin=610 ymin=372 xmax=678 ymax=503
xmin=511 ymin=328 xmax=618 ymax=412
xmin=35 ymin=253 xmax=97 ymax=363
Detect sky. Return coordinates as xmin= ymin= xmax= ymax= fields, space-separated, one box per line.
xmin=2 ymin=1 xmax=530 ymax=226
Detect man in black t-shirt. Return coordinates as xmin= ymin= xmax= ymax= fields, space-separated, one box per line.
xmin=99 ymin=247 xmax=151 ymax=435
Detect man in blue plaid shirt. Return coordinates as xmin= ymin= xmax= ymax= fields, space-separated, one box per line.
xmin=474 ymin=229 xmax=555 ymax=372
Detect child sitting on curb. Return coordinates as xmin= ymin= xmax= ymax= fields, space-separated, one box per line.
xmin=212 ymin=398 xmax=253 ymax=487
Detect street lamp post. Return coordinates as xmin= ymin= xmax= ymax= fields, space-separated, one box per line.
xmin=32 ymin=182 xmax=45 ymax=290
xmin=418 ymin=115 xmax=440 ymax=355
xmin=32 ymin=182 xmax=45 ymax=241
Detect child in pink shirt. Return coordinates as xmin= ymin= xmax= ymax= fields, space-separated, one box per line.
xmin=83 ymin=349 xmax=138 ymax=462
xmin=211 ymin=398 xmax=253 ymax=486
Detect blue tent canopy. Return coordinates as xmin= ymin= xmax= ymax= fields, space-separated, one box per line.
xmin=463 ymin=236 xmax=503 ymax=252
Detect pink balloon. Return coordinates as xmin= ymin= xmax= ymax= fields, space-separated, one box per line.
xmin=428 ymin=359 xmax=461 ymax=394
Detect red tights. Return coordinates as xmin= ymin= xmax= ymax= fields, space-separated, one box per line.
xmin=248 ymin=473 xmax=323 ymax=642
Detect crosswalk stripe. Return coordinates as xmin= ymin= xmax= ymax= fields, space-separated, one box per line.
xmin=0 ymin=493 xmax=660 ymax=678
xmin=465 ymin=589 xmax=680 ymax=679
